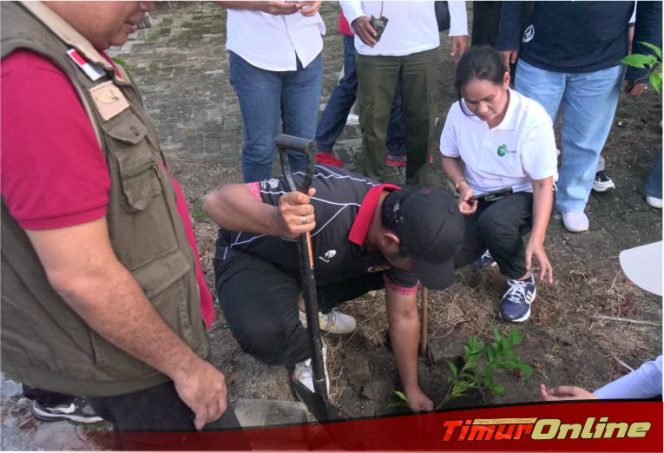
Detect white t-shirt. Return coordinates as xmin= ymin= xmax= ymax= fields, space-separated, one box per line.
xmin=439 ymin=88 xmax=558 ymax=194
xmin=226 ymin=10 xmax=325 ymax=71
xmin=339 ymin=1 xmax=468 ymax=57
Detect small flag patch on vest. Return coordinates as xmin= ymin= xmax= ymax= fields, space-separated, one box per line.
xmin=67 ymin=48 xmax=105 ymax=81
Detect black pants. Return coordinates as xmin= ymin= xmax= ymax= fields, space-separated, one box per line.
xmin=453 ymin=192 xmax=534 ymax=280
xmin=88 ymin=380 xmax=247 ymax=450
xmin=471 ymin=1 xmax=502 ymax=47
xmin=215 ymin=252 xmax=383 ymax=367
xmin=22 ymin=385 xmax=76 ymax=406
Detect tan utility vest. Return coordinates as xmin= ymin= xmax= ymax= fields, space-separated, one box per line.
xmin=1 ymin=2 xmax=209 ymax=396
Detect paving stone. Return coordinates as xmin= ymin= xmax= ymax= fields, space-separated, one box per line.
xmin=234 ymin=398 xmax=310 ymax=428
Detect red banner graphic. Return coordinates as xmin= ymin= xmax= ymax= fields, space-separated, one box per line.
xmin=103 ymin=400 xmax=663 ymax=450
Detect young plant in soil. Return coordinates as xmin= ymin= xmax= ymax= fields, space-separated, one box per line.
xmin=620 ymin=42 xmax=662 ymax=93
xmin=436 ymin=327 xmax=533 ymax=408
xmin=393 ymin=327 xmax=533 ymax=410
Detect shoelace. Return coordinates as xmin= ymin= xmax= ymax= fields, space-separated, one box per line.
xmin=505 ymin=280 xmax=529 ymax=304
xmin=323 ymin=310 xmax=337 ymax=326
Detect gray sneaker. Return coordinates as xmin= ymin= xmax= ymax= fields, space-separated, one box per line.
xmin=499 ymin=273 xmax=536 ymax=323
xmin=31 ymin=397 xmax=103 ymax=424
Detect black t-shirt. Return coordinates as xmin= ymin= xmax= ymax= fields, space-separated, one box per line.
xmin=496 ymin=1 xmax=662 ymax=80
xmin=215 ymin=165 xmax=418 ymax=290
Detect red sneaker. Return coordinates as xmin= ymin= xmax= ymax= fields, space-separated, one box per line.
xmin=315 ymin=152 xmax=343 ymax=168
xmin=385 ymin=154 xmax=406 ymax=167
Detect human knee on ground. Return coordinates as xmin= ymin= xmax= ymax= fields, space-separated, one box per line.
xmin=224 ymin=304 xmax=310 ymax=366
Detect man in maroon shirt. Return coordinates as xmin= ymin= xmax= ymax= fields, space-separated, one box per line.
xmin=1 ymin=2 xmax=244 ymax=448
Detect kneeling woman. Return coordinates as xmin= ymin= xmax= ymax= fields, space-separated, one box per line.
xmin=440 ymin=46 xmax=557 ymax=322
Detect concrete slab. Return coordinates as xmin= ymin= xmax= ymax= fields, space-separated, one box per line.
xmin=235 ymin=398 xmax=310 ymax=427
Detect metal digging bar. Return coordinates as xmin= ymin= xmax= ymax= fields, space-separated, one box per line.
xmin=275 ymin=134 xmax=350 ymax=423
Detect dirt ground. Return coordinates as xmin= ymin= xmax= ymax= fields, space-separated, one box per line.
xmin=1 ymin=3 xmax=662 ymax=448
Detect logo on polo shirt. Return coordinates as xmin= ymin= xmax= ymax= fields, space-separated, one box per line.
xmin=497 ymin=144 xmax=516 ymax=157
xmin=318 ymin=249 xmax=337 ymax=263
xmin=522 ymin=25 xmax=534 ymax=43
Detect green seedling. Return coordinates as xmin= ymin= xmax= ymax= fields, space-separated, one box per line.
xmin=437 ymin=327 xmax=533 ymax=409
xmin=620 ymin=42 xmax=662 ymax=93
xmin=390 ymin=390 xmax=410 ymax=410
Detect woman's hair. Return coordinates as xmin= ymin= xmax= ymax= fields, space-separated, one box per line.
xmin=455 ymin=46 xmax=508 ymax=115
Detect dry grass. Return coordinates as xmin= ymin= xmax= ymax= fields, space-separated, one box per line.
xmin=318 ymin=254 xmax=660 ymax=408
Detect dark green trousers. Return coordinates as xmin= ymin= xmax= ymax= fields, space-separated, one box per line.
xmin=356 ymin=48 xmax=439 ymax=185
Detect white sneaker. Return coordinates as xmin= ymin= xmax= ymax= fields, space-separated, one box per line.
xmin=562 ymin=211 xmax=589 ymax=233
xmin=646 ymin=195 xmax=663 ymax=209
xmin=346 ymin=113 xmax=359 ymax=126
xmin=292 ymin=342 xmax=330 ymax=396
xmin=299 ymin=308 xmax=357 ymax=334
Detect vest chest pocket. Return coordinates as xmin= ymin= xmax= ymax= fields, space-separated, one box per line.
xmin=101 ymin=110 xmax=163 ymax=212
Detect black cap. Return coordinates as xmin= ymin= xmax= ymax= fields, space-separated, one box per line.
xmin=385 ymin=187 xmax=464 ymax=290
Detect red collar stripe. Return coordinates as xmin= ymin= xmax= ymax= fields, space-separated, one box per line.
xmin=348 ymin=184 xmax=400 ymax=246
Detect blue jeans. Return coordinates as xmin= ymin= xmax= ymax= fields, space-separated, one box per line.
xmin=315 ymin=35 xmax=405 ymax=157
xmin=230 ymin=51 xmax=322 ymax=182
xmin=645 ymin=151 xmax=662 ymax=199
xmin=515 ymin=59 xmax=623 ymax=213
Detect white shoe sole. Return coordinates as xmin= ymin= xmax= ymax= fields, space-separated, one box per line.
xmin=500 ymin=307 xmax=531 ymax=323
xmin=646 ymin=196 xmax=663 ymax=209
xmin=592 ymin=181 xmax=616 ymax=192
xmin=563 ymin=223 xmax=589 ymax=233
xmin=562 ymin=215 xmax=589 ymax=233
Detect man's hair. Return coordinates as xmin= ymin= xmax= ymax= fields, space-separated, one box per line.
xmin=380 ymin=188 xmax=416 ymax=258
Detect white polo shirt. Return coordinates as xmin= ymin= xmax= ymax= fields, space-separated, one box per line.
xmin=440 ymin=88 xmax=558 ymax=194
xmin=339 ymin=1 xmax=468 ymax=57
xmin=226 ymin=10 xmax=325 ymax=71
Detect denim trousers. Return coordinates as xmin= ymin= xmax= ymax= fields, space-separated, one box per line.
xmin=315 ymin=35 xmax=405 ymax=157
xmin=515 ymin=59 xmax=623 ymax=213
xmin=453 ymin=192 xmax=534 ymax=280
xmin=230 ymin=51 xmax=322 ymax=182
xmin=645 ymin=151 xmax=662 ymax=199
xmin=356 ymin=48 xmax=438 ymax=185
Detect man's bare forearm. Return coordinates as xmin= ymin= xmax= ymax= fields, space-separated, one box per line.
xmin=203 ymin=184 xmax=282 ymax=236
xmin=385 ymin=291 xmax=421 ymax=392
xmin=203 ymin=183 xmax=316 ymax=238
xmin=27 ymin=218 xmax=227 ymax=428
xmin=28 ymin=222 xmax=203 ymax=381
